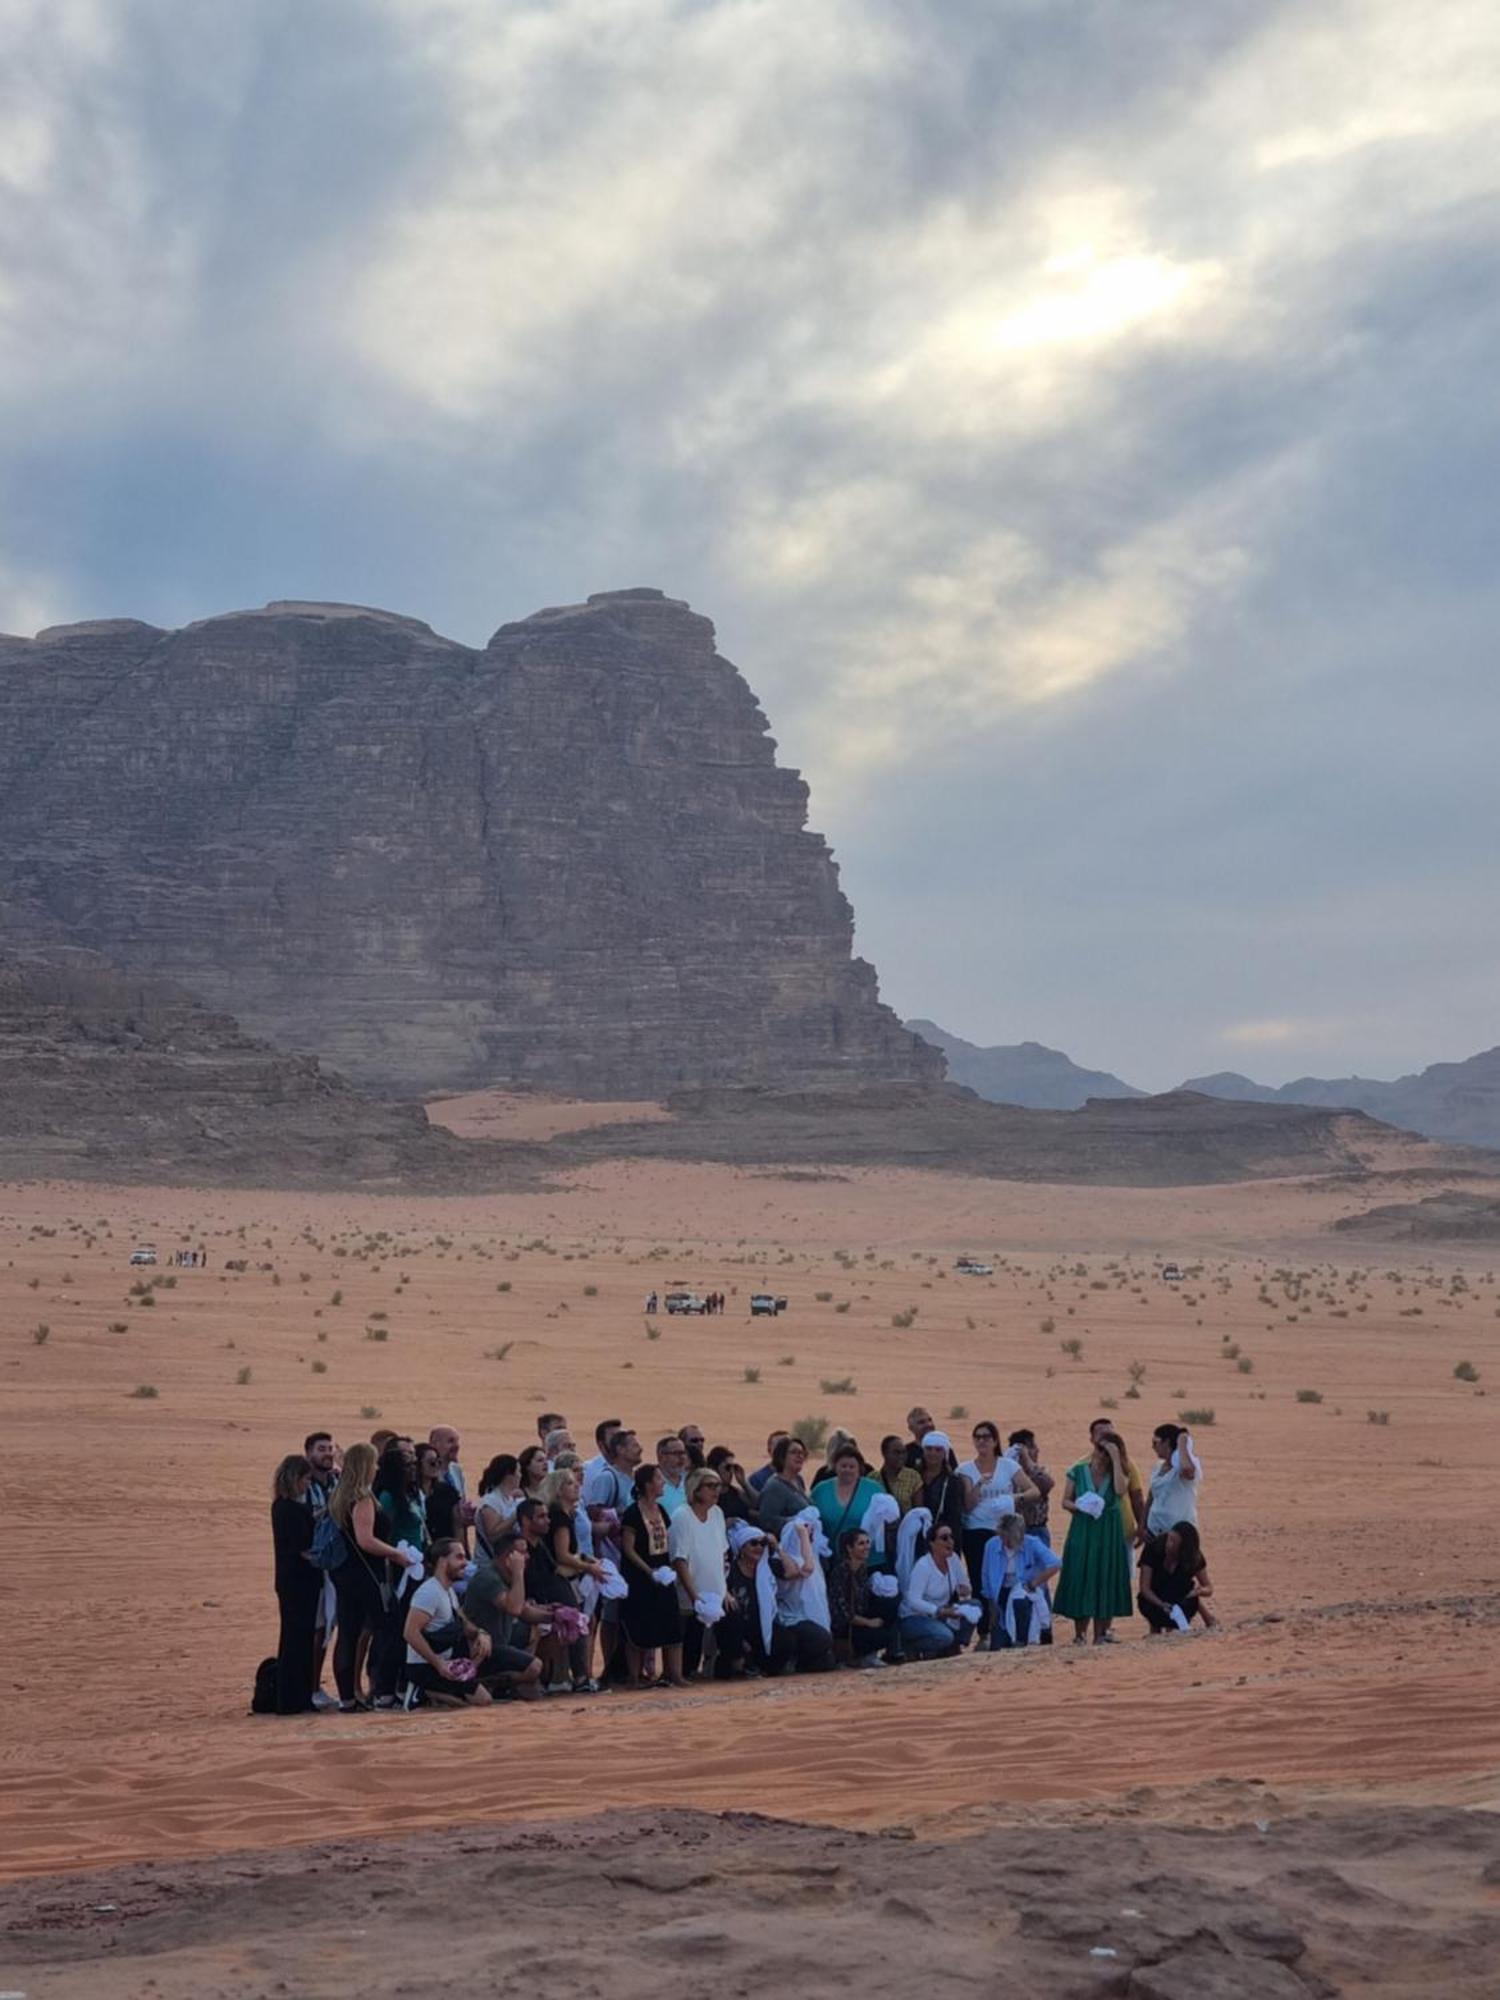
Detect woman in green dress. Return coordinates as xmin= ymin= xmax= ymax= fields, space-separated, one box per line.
xmin=1053 ymin=1426 xmax=1134 ymax=1644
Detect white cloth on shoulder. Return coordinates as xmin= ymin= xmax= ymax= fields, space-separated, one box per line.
xmin=1000 ymin=1581 xmax=1052 ymax=1646
xmin=895 ymin=1506 xmax=932 ymax=1590
xmin=776 ymin=1517 xmax=831 ymax=1631
xmin=861 ymin=1491 xmax=901 ymax=1559
xmin=1177 ymin=1434 xmax=1205 ymax=1486
xmin=1074 ymin=1491 xmax=1106 ymax=1520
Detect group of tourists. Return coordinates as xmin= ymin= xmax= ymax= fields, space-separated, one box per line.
xmin=263 ymin=1403 xmax=1212 ymax=1715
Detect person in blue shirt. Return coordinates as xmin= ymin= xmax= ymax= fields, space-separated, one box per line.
xmin=981 ymin=1512 xmax=1061 ymax=1648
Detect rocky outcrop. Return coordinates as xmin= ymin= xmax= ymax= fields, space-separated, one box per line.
xmin=0 ymin=591 xmax=939 ymax=1097
xmin=905 ymin=1018 xmax=1144 ymax=1109
xmin=0 ymin=948 xmax=528 ymax=1188
xmin=539 ymin=1083 xmax=1473 ymax=1186
xmin=1181 ymin=1048 xmax=1500 ymax=1150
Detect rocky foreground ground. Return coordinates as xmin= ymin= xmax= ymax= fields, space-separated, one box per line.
xmin=5 ymin=1800 xmax=1500 ymax=1999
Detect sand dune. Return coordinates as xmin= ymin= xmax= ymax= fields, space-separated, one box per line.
xmin=5 ymin=1157 xmax=1500 ymax=1902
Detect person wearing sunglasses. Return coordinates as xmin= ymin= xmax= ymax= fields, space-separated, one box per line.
xmin=958 ymin=1420 xmax=1039 ymax=1629
xmin=897 ymin=1522 xmax=977 ymax=1659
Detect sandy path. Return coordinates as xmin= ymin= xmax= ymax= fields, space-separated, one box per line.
xmin=5 ymin=1160 xmax=1499 ymax=1884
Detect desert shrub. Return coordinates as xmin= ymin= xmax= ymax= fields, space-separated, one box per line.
xmin=359 ymin=1403 xmax=381 ymax=1419
xmin=235 ymin=1366 xmax=252 ymax=1385
xmin=743 ymin=1366 xmax=761 ymax=1383
xmin=1454 ymin=1360 xmax=1480 ymax=1382
xmin=949 ymin=1403 xmax=967 ymax=1420
xmin=1295 ymin=1388 xmax=1323 ymax=1404
xmin=778 ymin=1354 xmax=796 ymax=1366
xmin=1060 ymin=1337 xmax=1083 ymax=1360
xmin=497 ymin=1281 xmax=512 ymax=1292
xmin=486 ymin=1341 xmax=514 ymax=1361
xmin=131 ymin=1384 xmax=159 ymax=1399
xmin=1127 ymin=1361 xmax=1147 ymax=1386
xmin=791 ymin=1414 xmax=829 ymax=1452
xmin=368 ymin=1310 xmax=388 ymax=1321
xmin=1366 ymin=1409 xmax=1390 ymax=1425
xmin=107 ymin=1321 xmax=128 ymax=1333
xmin=891 ymin=1309 xmax=916 ymax=1329
xmin=32 ymin=1323 xmax=49 ymax=1344
xmin=1178 ymin=1407 xmax=1215 ymax=1426
xmin=1040 ymin=1317 xmax=1056 ymax=1334
xmin=835 ymin=1301 xmax=851 ymax=1313
xmin=330 ymin=1289 xmax=343 ymax=1305
xmin=1236 ymin=1356 xmax=1253 ymax=1374
xmin=1099 ymin=1396 xmax=1118 ymax=1410
xmin=365 ymin=1326 xmax=389 ymax=1342
xmin=583 ymin=1285 xmax=598 ymax=1297
xmin=310 ymin=1359 xmax=328 ymax=1374
xmin=814 ymin=1291 xmax=833 ymax=1302
xmin=819 ymin=1376 xmax=857 ymax=1396
xmin=646 ymin=1324 xmax=661 ymax=1341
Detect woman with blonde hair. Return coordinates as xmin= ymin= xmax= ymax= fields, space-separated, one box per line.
xmin=328 ymin=1441 xmax=417 ymax=1711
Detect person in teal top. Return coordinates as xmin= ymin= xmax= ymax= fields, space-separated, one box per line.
xmin=1052 ymin=1427 xmax=1133 ymax=1643
xmin=812 ymin=1443 xmax=883 ymax=1565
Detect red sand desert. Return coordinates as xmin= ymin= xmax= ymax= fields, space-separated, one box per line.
xmin=5 ymin=1132 xmax=1500 ymax=1994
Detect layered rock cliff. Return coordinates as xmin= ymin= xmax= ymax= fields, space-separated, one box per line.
xmin=0 ymin=949 xmax=514 ymax=1187
xmin=0 ymin=590 xmax=939 ymax=1097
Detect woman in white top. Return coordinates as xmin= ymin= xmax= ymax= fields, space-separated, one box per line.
xmin=958 ymin=1420 xmax=1039 ymax=1615
xmin=668 ymin=1467 xmax=730 ymax=1678
xmin=403 ymin=1538 xmax=492 ymax=1707
xmin=1145 ymin=1424 xmax=1200 ymax=1534
xmin=898 ymin=1523 xmax=976 ymax=1659
xmin=474 ymin=1453 xmax=522 ymax=1558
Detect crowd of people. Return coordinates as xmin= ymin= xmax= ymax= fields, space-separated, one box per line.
xmin=263 ymin=1404 xmax=1212 ymax=1715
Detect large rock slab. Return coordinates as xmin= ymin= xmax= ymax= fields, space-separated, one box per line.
xmin=0 ymin=590 xmax=939 ymax=1097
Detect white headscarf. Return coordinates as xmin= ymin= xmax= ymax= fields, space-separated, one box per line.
xmin=895 ymin=1506 xmax=932 ymax=1591
xmin=728 ymin=1521 xmax=776 ymax=1654
xmin=861 ymin=1492 xmax=901 ymax=1560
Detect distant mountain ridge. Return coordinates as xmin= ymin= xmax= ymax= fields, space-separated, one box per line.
xmin=909 ymin=1019 xmax=1500 ymax=1149
xmin=1179 ymin=1048 xmax=1500 ymax=1150
xmin=905 ymin=1020 xmax=1145 ymax=1110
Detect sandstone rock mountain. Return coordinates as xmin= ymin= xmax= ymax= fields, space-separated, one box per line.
xmin=0 ymin=590 xmax=939 ymax=1097
xmin=904 ymin=1018 xmax=1144 ymax=1109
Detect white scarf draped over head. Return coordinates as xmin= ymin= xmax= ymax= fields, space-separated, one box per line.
xmin=777 ymin=1516 xmax=831 ymax=1631
xmin=861 ymin=1491 xmax=900 ymax=1560
xmin=728 ymin=1521 xmax=776 ymax=1653
xmin=895 ymin=1506 xmax=932 ymax=1591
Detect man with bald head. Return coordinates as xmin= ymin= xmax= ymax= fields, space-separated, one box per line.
xmin=428 ymin=1425 xmax=467 ymax=1547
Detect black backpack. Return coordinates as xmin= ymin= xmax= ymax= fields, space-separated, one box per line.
xmin=250 ymin=1656 xmax=279 ymax=1714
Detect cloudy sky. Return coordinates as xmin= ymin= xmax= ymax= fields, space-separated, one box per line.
xmin=3 ymin=0 xmax=1497 ymax=1088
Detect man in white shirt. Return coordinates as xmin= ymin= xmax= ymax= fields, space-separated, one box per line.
xmin=402 ymin=1538 xmax=492 ymax=1706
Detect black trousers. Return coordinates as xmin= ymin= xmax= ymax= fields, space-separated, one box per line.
xmin=715 ymin=1607 xmax=834 ymax=1676
xmin=331 ymin=1557 xmax=385 ymax=1702
xmin=275 ymin=1580 xmax=320 ymax=1713
xmin=1138 ymin=1591 xmax=1203 ymax=1633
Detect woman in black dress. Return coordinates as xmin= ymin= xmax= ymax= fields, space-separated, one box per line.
xmin=270 ymin=1453 xmax=322 ymax=1714
xmin=619 ymin=1463 xmax=685 ymax=1687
